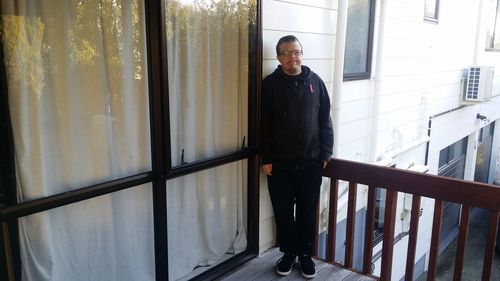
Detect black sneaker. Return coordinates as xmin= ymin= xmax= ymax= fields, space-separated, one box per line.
xmin=276 ymin=252 xmax=296 ymax=276
xmin=299 ymin=255 xmax=316 ymax=279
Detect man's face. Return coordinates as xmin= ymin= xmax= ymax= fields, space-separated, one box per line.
xmin=277 ymin=41 xmax=303 ymax=76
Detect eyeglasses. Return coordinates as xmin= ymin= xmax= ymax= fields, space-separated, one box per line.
xmin=279 ymin=50 xmax=303 ymax=57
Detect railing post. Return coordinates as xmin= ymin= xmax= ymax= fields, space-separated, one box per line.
xmin=453 ymin=205 xmax=470 ymax=281
xmin=326 ymin=179 xmax=339 ymax=263
xmin=345 ymin=182 xmax=357 ymax=268
xmin=482 ymin=211 xmax=499 ymax=281
xmin=405 ymin=195 xmax=421 ymax=281
xmin=380 ymin=189 xmax=397 ymax=281
xmin=427 ymin=200 xmax=444 ymax=281
xmin=363 ymin=185 xmax=376 ymax=275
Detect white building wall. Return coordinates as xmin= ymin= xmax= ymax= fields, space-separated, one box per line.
xmin=259 ymin=1 xmax=500 ymax=280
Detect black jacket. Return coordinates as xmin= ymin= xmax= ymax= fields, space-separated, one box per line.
xmin=261 ymin=65 xmax=334 ymax=169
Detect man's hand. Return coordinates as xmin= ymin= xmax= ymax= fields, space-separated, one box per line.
xmin=262 ymin=164 xmax=272 ymax=176
xmin=322 ymin=160 xmax=328 ymax=169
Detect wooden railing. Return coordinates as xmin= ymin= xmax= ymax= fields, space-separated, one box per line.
xmin=315 ymin=158 xmax=500 ymax=281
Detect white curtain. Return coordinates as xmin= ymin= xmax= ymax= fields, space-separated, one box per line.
xmin=2 ymin=1 xmax=154 ymax=280
xmin=167 ymin=161 xmax=247 ymax=280
xmin=165 ymin=0 xmax=252 ymax=279
xmin=167 ymin=0 xmax=250 ymax=165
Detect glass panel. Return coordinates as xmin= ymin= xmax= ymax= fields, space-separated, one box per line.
xmin=439 ymin=148 xmax=449 ymax=168
xmin=344 ymin=0 xmax=370 ymax=75
xmin=166 ymin=0 xmax=257 ymax=166
xmin=487 ymin=121 xmax=495 ymax=136
xmin=485 ymin=1 xmax=500 ymax=49
xmin=494 ymin=3 xmax=500 ymax=48
xmin=475 ymin=123 xmax=494 ymax=183
xmin=450 ymin=137 xmax=467 ymax=160
xmin=424 ymin=0 xmax=438 ymax=19
xmin=480 ymin=122 xmax=494 ymax=142
xmin=1 ymin=0 xmax=151 ymax=201
xmin=167 ymin=160 xmax=248 ymax=280
xmin=18 ymin=184 xmax=155 ymax=281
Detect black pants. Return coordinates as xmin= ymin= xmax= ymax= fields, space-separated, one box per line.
xmin=267 ymin=163 xmax=322 ymax=255
xmin=497 ymin=217 xmax=500 ymax=250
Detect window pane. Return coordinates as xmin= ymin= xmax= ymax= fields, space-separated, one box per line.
xmin=439 ymin=137 xmax=468 ymax=170
xmin=166 ymin=0 xmax=256 ymax=166
xmin=424 ymin=0 xmax=438 ymax=19
xmin=167 ymin=160 xmax=248 ymax=280
xmin=1 ymin=0 xmax=151 ymax=201
xmin=18 ymin=184 xmax=155 ymax=281
xmin=494 ymin=3 xmax=500 ymax=48
xmin=485 ymin=1 xmax=500 ymax=49
xmin=439 ymin=148 xmax=449 ymax=168
xmin=451 ymin=137 xmax=467 ymax=160
xmin=344 ymin=0 xmax=371 ymax=75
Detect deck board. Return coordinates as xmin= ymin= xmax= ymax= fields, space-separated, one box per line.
xmin=217 ymin=248 xmax=375 ymax=281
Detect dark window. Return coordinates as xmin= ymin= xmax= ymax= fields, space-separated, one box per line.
xmin=424 ymin=0 xmax=439 ymax=22
xmin=437 ymin=137 xmax=468 ymax=249
xmin=475 ymin=122 xmax=495 ymax=183
xmin=479 ymin=122 xmax=494 ymax=142
xmin=438 ymin=137 xmax=468 ymax=171
xmin=344 ymin=0 xmax=375 ymax=81
xmin=439 ymin=148 xmax=449 ymax=168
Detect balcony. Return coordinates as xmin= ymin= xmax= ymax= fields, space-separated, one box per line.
xmin=2 ymin=158 xmax=500 ymax=280
xmin=220 ymin=158 xmax=500 ymax=281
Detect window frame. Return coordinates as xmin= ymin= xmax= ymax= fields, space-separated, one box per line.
xmin=0 ymin=27 xmax=20 ymax=281
xmin=343 ymin=0 xmax=376 ymax=81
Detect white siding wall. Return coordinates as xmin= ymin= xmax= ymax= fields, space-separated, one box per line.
xmin=259 ymin=1 xmax=500 ymax=280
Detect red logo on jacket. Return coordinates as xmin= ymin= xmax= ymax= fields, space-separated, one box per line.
xmin=309 ymin=84 xmax=315 ymax=93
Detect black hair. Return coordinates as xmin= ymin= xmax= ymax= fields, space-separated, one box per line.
xmin=275 ymin=35 xmax=303 ymax=56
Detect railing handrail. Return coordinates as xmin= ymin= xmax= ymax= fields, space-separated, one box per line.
xmin=324 ymin=158 xmax=500 ymax=210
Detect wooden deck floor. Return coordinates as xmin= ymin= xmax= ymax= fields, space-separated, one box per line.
xmin=217 ymin=248 xmax=376 ymax=281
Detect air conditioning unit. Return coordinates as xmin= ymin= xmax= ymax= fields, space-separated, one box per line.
xmin=462 ymin=66 xmax=494 ymax=102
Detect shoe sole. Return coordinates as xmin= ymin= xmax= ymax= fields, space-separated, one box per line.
xmin=277 ymin=268 xmax=292 ymax=276
xmin=301 ymin=271 xmax=316 ymax=279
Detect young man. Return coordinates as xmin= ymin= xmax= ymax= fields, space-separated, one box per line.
xmin=261 ymin=35 xmax=334 ymax=278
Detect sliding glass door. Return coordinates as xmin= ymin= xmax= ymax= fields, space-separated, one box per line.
xmin=0 ymin=0 xmax=260 ymax=280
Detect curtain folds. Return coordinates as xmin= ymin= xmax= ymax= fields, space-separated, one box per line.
xmin=167 ymin=161 xmax=247 ymax=280
xmin=165 ymin=0 xmax=250 ymax=279
xmin=2 ymin=1 xmax=154 ymax=280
